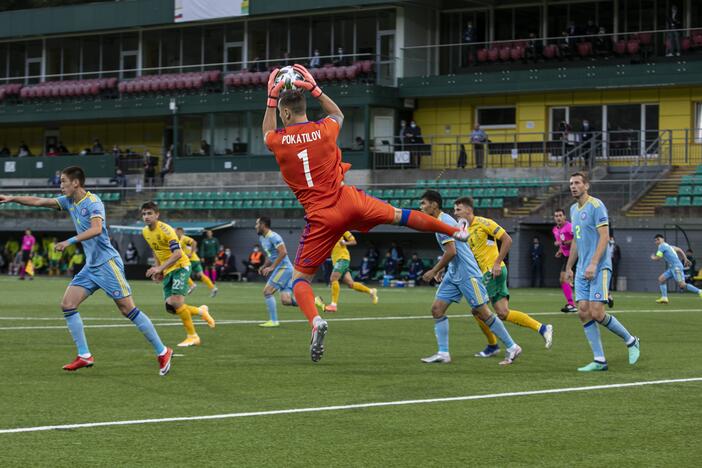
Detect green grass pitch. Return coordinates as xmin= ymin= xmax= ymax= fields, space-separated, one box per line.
xmin=0 ymin=276 xmax=700 ymax=466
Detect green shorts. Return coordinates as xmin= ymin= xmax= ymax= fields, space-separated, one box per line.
xmin=332 ymin=259 xmax=350 ymax=276
xmin=190 ymin=260 xmax=203 ymax=275
xmin=483 ymin=265 xmax=510 ymax=304
xmin=163 ymin=266 xmax=191 ymax=299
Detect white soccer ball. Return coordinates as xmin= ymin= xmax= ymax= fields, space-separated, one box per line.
xmin=273 ymin=66 xmax=304 ymax=91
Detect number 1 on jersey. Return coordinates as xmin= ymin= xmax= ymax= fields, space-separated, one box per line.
xmin=297 ymin=149 xmax=314 ymax=187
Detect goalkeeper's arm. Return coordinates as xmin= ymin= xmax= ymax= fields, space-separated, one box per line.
xmin=318 ymin=93 xmax=344 ymax=129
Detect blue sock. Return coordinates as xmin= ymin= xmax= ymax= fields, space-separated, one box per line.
xmin=434 ymin=316 xmax=449 ymax=353
xmin=685 ymin=283 xmax=700 ymax=294
xmin=598 ymin=313 xmax=634 ymax=344
xmin=659 ymin=283 xmax=668 ymax=297
xmin=264 ymin=295 xmax=278 ymax=322
xmin=538 ymin=324 xmax=547 ymax=335
xmin=63 ymin=309 xmax=90 ymax=356
xmin=484 ymin=314 xmax=515 ymax=349
xmin=127 ymin=308 xmax=166 ymax=355
xmin=583 ymin=320 xmax=606 ymax=363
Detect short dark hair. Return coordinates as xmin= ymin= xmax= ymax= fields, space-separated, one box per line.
xmin=258 ymin=216 xmax=271 ymax=228
xmin=61 ymin=166 xmax=86 ymax=187
xmin=654 ymin=234 xmax=665 ymax=240
xmin=421 ymin=190 xmax=443 ymax=209
xmin=141 ymin=201 xmax=159 ymax=212
xmin=570 ymin=171 xmax=589 ymax=183
xmin=176 ymin=227 xmax=184 ymax=231
xmin=554 ymin=208 xmax=566 ymax=215
xmin=279 ymin=90 xmax=306 ymax=115
xmin=454 ymin=196 xmax=474 ymax=208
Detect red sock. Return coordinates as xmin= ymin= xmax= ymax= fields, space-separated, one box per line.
xmin=405 ymin=210 xmax=459 ymax=237
xmin=293 ymin=279 xmax=319 ymax=325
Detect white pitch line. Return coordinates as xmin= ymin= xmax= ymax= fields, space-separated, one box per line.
xmin=0 ymin=308 xmax=699 ymax=331
xmin=1 ymin=377 xmax=700 ymax=435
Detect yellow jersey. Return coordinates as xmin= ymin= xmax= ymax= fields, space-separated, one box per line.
xmin=142 ymin=221 xmax=190 ymax=275
xmin=331 ymin=231 xmax=355 ymax=263
xmin=467 ymin=216 xmax=506 ymax=274
xmin=179 ymin=234 xmax=200 ymax=262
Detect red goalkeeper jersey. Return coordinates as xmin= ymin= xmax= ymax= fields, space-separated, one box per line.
xmin=265 ymin=117 xmax=350 ymax=212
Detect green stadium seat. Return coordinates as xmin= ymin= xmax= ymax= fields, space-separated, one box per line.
xmin=681 ymin=175 xmax=694 ymax=185
xmin=283 ymin=199 xmax=295 ymax=209
xmin=678 ymin=196 xmax=692 ymax=207
xmin=694 ymin=186 xmax=702 ymax=195
xmin=272 ymin=200 xmax=283 ymax=209
xmin=399 ymin=199 xmax=412 ymax=209
xmin=154 ymin=192 xmax=165 ymax=201
xmin=437 ymin=179 xmax=449 ymax=188
xmin=253 ymin=200 xmax=264 ymax=209
xmin=223 ymin=200 xmax=234 ymax=209
xmin=448 ymin=179 xmax=460 ymax=187
xmin=664 ymin=196 xmax=678 ymax=206
xmin=228 ymin=191 xmax=240 ymax=200
xmin=263 ymin=200 xmax=273 ymax=208
xmin=173 ymin=200 xmax=184 ymax=209
xmin=416 ymin=179 xmax=429 ymax=188
xmin=694 ymin=197 xmax=702 ymax=207
xmin=233 ymin=200 xmax=243 ymax=209
xmin=507 ymin=187 xmax=519 ymax=198
xmin=484 ymin=188 xmax=496 ymax=197
xmin=696 ymin=166 xmax=702 ymax=174
xmin=214 ymin=200 xmax=224 ymax=209
xmin=679 ymin=185 xmax=693 ymax=196
xmin=495 ymin=187 xmax=507 ymax=198
xmin=242 ymin=200 xmax=254 ymax=209
xmin=394 ymin=189 xmax=406 ymax=198
xmin=491 ymin=198 xmax=504 ymax=208
xmin=242 ymin=191 xmax=254 ymax=200
xmin=473 ymin=188 xmax=485 ymax=198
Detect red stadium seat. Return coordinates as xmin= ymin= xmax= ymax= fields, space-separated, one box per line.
xmin=477 ymin=48 xmax=488 ymax=62
xmin=361 ymin=60 xmax=373 ymax=74
xmin=334 ymin=66 xmax=346 ymax=80
xmin=510 ymin=46 xmax=524 ymax=60
xmin=118 ymin=82 xmax=127 ymax=93
xmin=345 ymin=65 xmax=359 ymax=80
xmin=626 ymin=39 xmax=640 ymax=55
xmin=499 ymin=47 xmax=510 ymax=61
xmin=241 ymin=72 xmax=252 ymax=86
xmin=232 ymin=73 xmax=243 ymax=87
xmin=543 ymin=44 xmax=557 ymax=59
xmin=682 ymin=36 xmax=691 ymax=52
xmin=487 ymin=47 xmax=499 ymax=62
xmin=693 ymin=33 xmax=702 ymax=47
xmin=638 ymin=32 xmax=653 ymax=46
xmin=613 ymin=40 xmax=627 ymax=55
xmin=577 ymin=42 xmax=592 ymax=57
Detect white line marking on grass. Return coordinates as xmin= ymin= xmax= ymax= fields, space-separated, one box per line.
xmin=0 ymin=309 xmax=698 ymax=331
xmin=1 ymin=377 xmax=700 ymax=434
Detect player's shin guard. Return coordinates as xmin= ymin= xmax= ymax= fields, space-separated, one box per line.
xmin=264 ymin=294 xmax=278 ymax=322
xmin=583 ymin=320 xmax=606 ymax=363
xmin=331 ymin=280 xmax=340 ymax=304
xmin=351 ymin=282 xmax=371 ymax=294
xmin=597 ymin=313 xmax=634 ymax=344
xmin=474 ymin=315 xmax=498 ymax=345
xmin=292 ymin=279 xmax=319 ymax=324
xmin=484 ymin=313 xmax=515 ymax=349
xmin=63 ymin=309 xmax=90 ymax=357
xmin=434 ymin=316 xmax=449 ymax=353
xmin=127 ymin=307 xmax=166 ymax=355
xmin=200 ymin=273 xmax=215 ymax=290
xmin=401 ymin=209 xmax=459 ymax=238
xmin=506 ymin=309 xmax=542 ymax=333
xmin=175 ymin=304 xmax=197 ymax=336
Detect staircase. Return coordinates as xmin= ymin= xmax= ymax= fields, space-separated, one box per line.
xmin=625 ymin=166 xmax=696 ymax=217
xmin=506 ymin=185 xmax=561 ymax=217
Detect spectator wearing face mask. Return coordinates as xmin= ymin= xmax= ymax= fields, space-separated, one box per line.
xmin=355 ymin=256 xmax=372 ymax=281
xmin=243 ymin=244 xmax=265 ymax=281
xmin=309 ymin=49 xmax=321 ymax=68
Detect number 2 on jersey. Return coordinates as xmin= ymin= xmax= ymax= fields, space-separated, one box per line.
xmin=575 ymin=225 xmax=581 ymax=239
xmin=297 ymin=149 xmax=314 ymax=187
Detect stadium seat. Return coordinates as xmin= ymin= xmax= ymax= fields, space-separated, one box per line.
xmin=678 ymin=196 xmax=692 ymax=207
xmin=694 ymin=197 xmax=702 ymax=207
xmin=664 ymin=196 xmax=678 ymax=207
xmin=693 ymin=186 xmax=702 ymax=195
xmin=678 ymin=185 xmax=692 ymax=196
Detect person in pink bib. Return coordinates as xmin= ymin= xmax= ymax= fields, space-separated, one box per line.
xmin=19 ymin=228 xmax=36 ymax=280
xmin=553 ymin=209 xmax=576 ymax=312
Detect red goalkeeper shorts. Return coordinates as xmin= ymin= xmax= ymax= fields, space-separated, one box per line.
xmin=294 ymin=185 xmax=395 ymax=274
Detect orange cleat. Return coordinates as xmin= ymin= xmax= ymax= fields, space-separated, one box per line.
xmin=63 ymin=355 xmax=94 ymax=372
xmin=158 ymin=347 xmax=173 ymax=376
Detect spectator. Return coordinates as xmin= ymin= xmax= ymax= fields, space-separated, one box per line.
xmin=92 ymin=139 xmax=104 ymax=154
xmin=610 ymin=235 xmax=622 ymax=290
xmin=57 ymin=141 xmax=69 ymax=154
xmin=406 ymin=253 xmax=425 ymax=284
xmin=382 ymin=251 xmax=396 ymax=278
xmin=666 ymin=5 xmax=681 ymax=57
xmin=124 ymin=242 xmax=139 ymax=264
xmin=31 ymin=251 xmax=46 ymax=276
xmin=200 ymin=139 xmax=211 ymax=156
xmin=201 ymin=229 xmax=221 ymax=282
xmin=470 ymin=124 xmax=489 ymax=168
xmin=457 ymin=143 xmax=468 ymax=169
xmin=366 ymin=243 xmax=380 ymax=274
xmin=580 ymin=119 xmax=594 ymax=163
xmin=355 ymin=256 xmax=372 ymax=281
xmin=68 ymin=247 xmax=84 ymax=276
xmin=143 ymin=150 xmax=156 ymax=187
xmin=48 ymin=170 xmax=61 ymax=188
xmin=389 ymin=242 xmax=404 ymax=274
xmin=242 ymin=244 xmax=265 ymax=281
xmin=406 ymin=121 xmax=423 ymax=144
xmin=524 ymin=32 xmax=543 ymax=62
xmin=0 ymin=144 xmax=10 ymax=157
xmin=47 ymin=238 xmax=62 ymax=276
xmin=19 ymin=229 xmax=35 ymax=280
xmin=215 ymin=245 xmax=226 ymax=277
xmin=462 ymin=20 xmax=477 ymax=66
xmin=566 ymin=20 xmax=577 ymax=47
xmin=46 ymin=145 xmax=58 ymax=157
xmin=685 ymin=249 xmax=697 ymax=284
xmin=17 ymin=142 xmax=30 ymax=157
xmin=353 ymin=136 xmax=365 ymax=150
xmin=218 ymin=247 xmax=237 ymax=280
xmin=530 ymin=236 xmax=544 ymax=288
xmin=160 ymin=145 xmax=174 ymax=183
xmin=398 ymin=120 xmax=408 ymax=149
xmin=251 ymin=56 xmax=265 ymax=72
xmin=559 ymin=121 xmax=575 ymax=162
xmin=594 ymin=27 xmax=611 ymax=56
xmin=309 ymin=49 xmax=321 ymax=68
xmin=112 ymin=145 xmax=121 ymax=157
xmin=333 ymin=46 xmax=348 ymax=66
xmin=558 ymin=31 xmax=572 ymax=58
xmin=10 ymin=250 xmax=22 ymax=276
xmin=585 ymin=19 xmax=598 ymax=37
xmin=111 ymin=168 xmax=127 ymax=187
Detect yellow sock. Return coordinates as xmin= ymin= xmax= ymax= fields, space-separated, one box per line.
xmin=175 ymin=304 xmax=198 ymax=336
xmin=187 ymin=278 xmax=195 ymax=288
xmin=506 ymin=309 xmax=542 ymax=332
xmin=474 ymin=315 xmax=497 ymax=345
xmin=200 ymin=274 xmax=215 ymax=290
xmin=351 ymin=282 xmax=371 ymax=294
xmin=331 ymin=280 xmax=340 ymax=304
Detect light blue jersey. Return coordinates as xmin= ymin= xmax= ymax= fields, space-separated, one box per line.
xmin=260 ymin=229 xmax=293 ymax=292
xmin=657 ymin=242 xmax=684 ymax=270
xmin=56 ymin=192 xmax=119 ymax=267
xmin=570 ymin=196 xmax=611 ymax=272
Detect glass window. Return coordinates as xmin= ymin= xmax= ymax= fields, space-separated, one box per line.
xmin=46 ymin=40 xmax=61 ymax=80
xmin=355 ymin=14 xmax=376 ymax=59
xmin=598 ymin=1 xmax=614 ymax=34
xmin=26 ymin=41 xmax=42 ymax=59
xmin=570 ymin=106 xmax=602 ymax=132
xmin=476 ymin=107 xmax=516 ymax=127
xmin=333 ymin=17 xmax=353 ymax=58
xmin=693 ymin=0 xmax=702 ymax=28
xmin=378 ymin=10 xmax=395 ymax=30
xmin=203 ymin=26 xmax=224 ymax=70
xmin=82 ymin=36 xmax=101 ymax=78
xmin=494 ymin=9 xmax=514 ymax=41
xmin=548 ymin=4 xmax=568 ymax=38
xmin=211 ymin=113 xmax=247 ymax=155
xmin=290 ymin=18 xmax=309 ymax=60
xmin=121 ymin=33 xmax=138 ymax=53
xmin=182 ymin=27 xmax=202 ymax=72
xmin=142 ymin=31 xmax=160 ymax=75
xmin=607 ymin=104 xmax=641 ymax=156
xmin=515 ymin=6 xmax=541 ymax=39
xmin=269 ymin=19 xmax=289 ymax=65
xmin=695 ymin=104 xmax=702 ymax=143
xmin=226 ymin=23 xmax=244 ymax=43
xmin=247 ymin=20 xmax=268 ymax=68
xmin=311 ymin=17 xmax=332 ymax=61
xmin=62 ymin=38 xmax=81 ymax=80
xmin=8 ymin=43 xmax=24 ymax=83
xmin=102 ymin=34 xmax=120 ymax=78
xmin=161 ymin=30 xmax=181 ymax=72
xmin=0 ymin=45 xmax=7 ymax=82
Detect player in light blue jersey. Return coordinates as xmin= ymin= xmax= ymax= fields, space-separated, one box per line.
xmin=418 ymin=191 xmax=522 ymax=366
xmin=651 ymin=233 xmax=701 ymax=304
xmin=256 ymin=216 xmax=297 ymax=327
xmin=565 ymin=172 xmax=639 ymax=372
xmin=0 ymin=166 xmax=173 ymax=375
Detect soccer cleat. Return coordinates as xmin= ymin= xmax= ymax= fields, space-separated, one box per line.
xmin=655 ymin=297 xmax=669 ymax=304
xmin=177 ymin=335 xmax=201 ymax=347
xmin=210 ymin=287 xmax=218 ymax=298
xmin=561 ymin=304 xmax=578 ymax=313
xmin=158 ymin=347 xmax=173 ymax=376
xmin=421 ymin=352 xmax=451 ymax=364
xmin=370 ymin=288 xmax=379 ymax=305
xmin=187 ymin=283 xmax=197 ymax=295
xmin=577 ymin=361 xmax=608 ymax=372
xmin=628 ymin=336 xmax=641 ymax=365
xmin=474 ymin=344 xmax=500 ymax=358
xmin=543 ymin=324 xmax=554 ymax=350
xmin=199 ymin=305 xmax=215 ymax=328
xmin=314 ymin=296 xmax=326 ymax=314
xmin=607 ymin=296 xmax=614 ymax=309
xmin=258 ymin=320 xmax=280 ymax=328
xmin=310 ymin=319 xmax=328 ymax=362
xmin=499 ymin=344 xmax=522 ymax=366
xmin=63 ymin=355 xmax=94 ymax=372
xmin=324 ymin=303 xmax=338 ymax=313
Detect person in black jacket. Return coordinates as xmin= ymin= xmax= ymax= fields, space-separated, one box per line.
xmin=530 ymin=237 xmax=544 ymax=288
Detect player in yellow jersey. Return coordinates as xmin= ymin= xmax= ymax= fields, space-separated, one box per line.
xmin=453 ymin=196 xmax=553 ymax=357
xmin=315 ymin=231 xmax=378 ymax=313
xmin=141 ymin=202 xmax=215 ymax=347
xmin=175 ymin=227 xmax=218 ymax=298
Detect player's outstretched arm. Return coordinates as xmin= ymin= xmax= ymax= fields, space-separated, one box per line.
xmin=292 ymin=64 xmax=344 ymax=127
xmin=0 ymin=195 xmax=60 ymax=209
xmin=262 ymin=68 xmax=284 ymax=139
